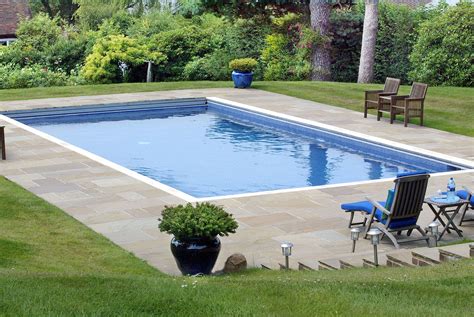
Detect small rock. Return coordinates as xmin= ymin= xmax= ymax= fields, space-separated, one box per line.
xmin=223 ymin=253 xmax=247 ymax=273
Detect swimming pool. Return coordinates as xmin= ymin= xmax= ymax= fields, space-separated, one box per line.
xmin=4 ymin=98 xmax=466 ymax=198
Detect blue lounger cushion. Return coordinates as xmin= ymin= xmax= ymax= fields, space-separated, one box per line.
xmin=456 ymin=190 xmax=474 ymax=207
xmin=341 ymin=200 xmax=385 ymax=214
xmin=341 ymin=199 xmax=417 ymax=229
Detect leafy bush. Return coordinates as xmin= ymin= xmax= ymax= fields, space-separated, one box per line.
xmin=74 ymin=0 xmax=128 ymax=30
xmin=183 ymin=50 xmax=233 ymax=80
xmin=0 ymin=64 xmax=69 ymax=89
xmin=261 ymin=14 xmax=316 ymax=81
xmin=158 ymin=203 xmax=238 ymax=241
xmin=183 ymin=16 xmax=270 ymax=81
xmin=409 ymin=3 xmax=473 ymax=87
xmin=0 ymin=13 xmax=90 ymax=75
xmin=229 ymin=58 xmax=258 ymax=72
xmin=81 ymin=35 xmax=166 ymax=83
xmin=15 ymin=13 xmax=62 ymax=51
xmin=261 ymin=32 xmax=312 ymax=81
xmin=152 ymin=26 xmax=213 ymax=81
xmin=0 ymin=13 xmax=62 ymax=67
xmin=330 ymin=8 xmax=363 ymax=83
xmin=220 ymin=18 xmax=271 ymax=61
xmin=128 ymin=11 xmax=189 ymax=37
xmin=374 ymin=2 xmax=422 ymax=84
xmin=183 ymin=57 xmax=212 ymax=80
xmin=45 ymin=33 xmax=90 ymax=74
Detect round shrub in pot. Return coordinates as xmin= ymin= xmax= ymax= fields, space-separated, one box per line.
xmin=158 ymin=202 xmax=238 ymax=275
xmin=229 ymin=58 xmax=258 ymax=88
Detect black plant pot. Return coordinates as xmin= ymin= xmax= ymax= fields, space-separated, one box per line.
xmin=170 ymin=236 xmax=221 ymax=275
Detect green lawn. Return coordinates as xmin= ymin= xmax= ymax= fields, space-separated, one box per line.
xmin=0 ymin=81 xmax=472 ymax=136
xmin=1 ymin=176 xmax=473 ymax=316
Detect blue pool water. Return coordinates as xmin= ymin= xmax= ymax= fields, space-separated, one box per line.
xmin=7 ymin=100 xmax=462 ymax=198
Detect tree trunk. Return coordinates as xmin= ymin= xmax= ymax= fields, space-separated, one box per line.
xmin=358 ymin=0 xmax=379 ymax=83
xmin=146 ymin=61 xmax=153 ymax=83
xmin=309 ymin=0 xmax=332 ymax=81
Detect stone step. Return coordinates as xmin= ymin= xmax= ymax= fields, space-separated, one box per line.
xmin=386 ymin=251 xmax=415 ymax=268
xmin=318 ymin=259 xmax=341 ymax=271
xmin=439 ymin=244 xmax=471 ymax=261
xmin=278 ymin=259 xmax=300 ymax=270
xmin=298 ymin=262 xmax=316 ymax=271
xmin=362 ymin=254 xmax=388 ymax=268
xmin=339 ymin=260 xmax=355 ymax=269
xmin=336 ymin=252 xmax=374 ymax=269
xmin=411 ymin=248 xmax=441 ymax=266
xmin=260 ymin=261 xmax=280 ymax=270
xmin=313 ymin=249 xmax=377 ymax=270
xmin=264 ymin=243 xmax=473 ymax=271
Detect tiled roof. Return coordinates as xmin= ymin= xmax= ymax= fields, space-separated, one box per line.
xmin=0 ymin=0 xmax=31 ymax=38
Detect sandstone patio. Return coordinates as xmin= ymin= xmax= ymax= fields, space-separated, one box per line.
xmin=1 ymin=88 xmax=473 ymax=274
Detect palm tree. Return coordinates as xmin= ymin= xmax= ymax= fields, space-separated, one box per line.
xmin=309 ymin=0 xmax=332 ymax=81
xmin=357 ymin=0 xmax=379 ymax=83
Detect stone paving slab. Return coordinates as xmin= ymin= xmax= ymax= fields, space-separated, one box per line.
xmin=1 ymin=88 xmax=473 ymax=274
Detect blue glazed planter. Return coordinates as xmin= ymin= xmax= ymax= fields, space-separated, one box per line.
xmin=232 ymin=71 xmax=253 ymax=89
xmin=170 ymin=236 xmax=221 ymax=275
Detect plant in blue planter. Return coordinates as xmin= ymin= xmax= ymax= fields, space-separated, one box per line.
xmin=229 ymin=58 xmax=258 ymax=88
xmin=158 ymin=202 xmax=238 ymax=275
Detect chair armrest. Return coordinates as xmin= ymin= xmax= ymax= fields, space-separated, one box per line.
xmin=365 ymin=196 xmax=391 ymax=216
xmin=378 ymin=92 xmax=398 ymax=96
xmin=390 ymin=95 xmax=410 ymax=101
xmin=405 ymin=98 xmax=425 ymax=102
xmin=365 ymin=90 xmax=384 ymax=100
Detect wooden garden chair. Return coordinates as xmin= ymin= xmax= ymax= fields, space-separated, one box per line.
xmin=378 ymin=82 xmax=428 ymax=127
xmin=342 ymin=172 xmax=430 ymax=249
xmin=363 ymin=77 xmax=400 ymax=118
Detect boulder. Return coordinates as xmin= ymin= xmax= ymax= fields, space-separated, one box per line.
xmin=223 ymin=253 xmax=247 ymax=273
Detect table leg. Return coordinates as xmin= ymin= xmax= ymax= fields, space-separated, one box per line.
xmin=428 ymin=204 xmax=450 ymax=233
xmin=442 ymin=205 xmax=464 ymax=238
